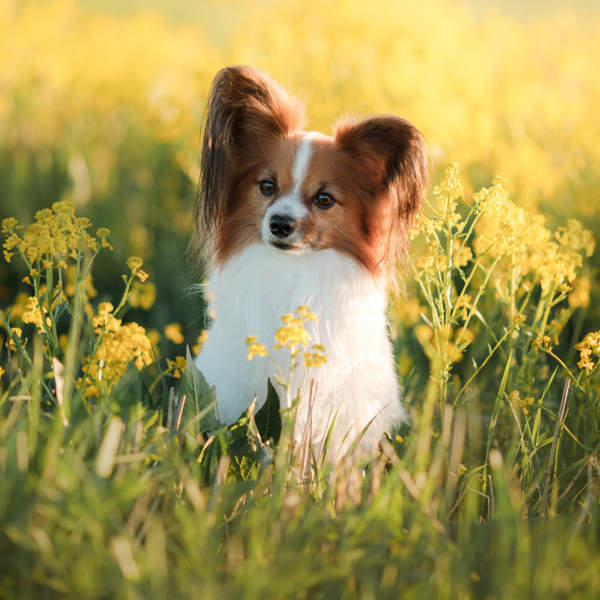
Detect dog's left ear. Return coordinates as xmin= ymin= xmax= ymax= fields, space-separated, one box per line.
xmin=334 ymin=115 xmax=428 ymax=219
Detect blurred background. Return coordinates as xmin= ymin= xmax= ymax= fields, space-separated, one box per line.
xmin=1 ymin=0 xmax=599 ymax=350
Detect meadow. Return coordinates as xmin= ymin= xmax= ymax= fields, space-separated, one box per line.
xmin=1 ymin=0 xmax=599 ymax=597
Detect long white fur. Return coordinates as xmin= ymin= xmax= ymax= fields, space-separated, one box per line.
xmin=195 ymin=240 xmax=406 ymax=462
xmin=195 ymin=134 xmax=406 ymax=462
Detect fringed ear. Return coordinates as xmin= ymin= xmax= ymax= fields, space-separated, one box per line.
xmin=334 ymin=115 xmax=428 ymax=221
xmin=193 ymin=66 xmax=306 ymax=258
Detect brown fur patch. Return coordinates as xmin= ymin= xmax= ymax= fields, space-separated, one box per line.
xmin=194 ymin=66 xmax=428 ymax=281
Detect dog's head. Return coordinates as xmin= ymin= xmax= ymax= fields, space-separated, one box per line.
xmin=194 ymin=65 xmax=427 ymax=277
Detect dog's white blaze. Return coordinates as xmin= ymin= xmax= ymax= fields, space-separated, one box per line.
xmin=292 ymin=135 xmax=314 ymax=193
xmin=261 ymin=135 xmax=315 ymax=242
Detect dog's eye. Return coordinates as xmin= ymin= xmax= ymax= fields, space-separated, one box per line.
xmin=258 ymin=180 xmax=276 ymax=197
xmin=314 ymin=192 xmax=336 ymax=209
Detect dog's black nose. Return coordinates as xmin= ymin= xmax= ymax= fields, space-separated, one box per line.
xmin=269 ymin=214 xmax=296 ymax=238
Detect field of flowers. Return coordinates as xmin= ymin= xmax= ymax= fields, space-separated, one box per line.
xmin=1 ymin=0 xmax=599 ymax=597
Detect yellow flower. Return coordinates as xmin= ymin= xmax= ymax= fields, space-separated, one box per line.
xmin=1 ymin=202 xmax=105 ymax=269
xmin=246 ymin=335 xmax=268 ymax=361
xmin=6 ymin=327 xmax=22 ymax=351
xmin=575 ymin=331 xmax=600 ymax=372
xmin=303 ymin=348 xmax=327 ymax=368
xmin=0 ymin=365 xmax=4 ymax=380
xmin=22 ymin=296 xmax=48 ymax=332
xmin=126 ymin=256 xmax=149 ymax=282
xmin=297 ymin=305 xmax=318 ymax=321
xmin=167 ymin=355 xmax=187 ymax=378
xmin=192 ymin=330 xmax=209 ymax=354
xmin=274 ymin=307 xmax=315 ymax=352
xmin=78 ymin=303 xmax=153 ymax=398
xmin=1 ymin=218 xmax=18 ymax=234
xmin=129 ymin=280 xmax=156 ymax=310
xmin=532 ymin=336 xmax=552 ymax=351
xmin=508 ymin=391 xmax=535 ymax=415
xmin=96 ymin=228 xmax=113 ymax=249
xmin=164 ymin=323 xmax=184 ymax=345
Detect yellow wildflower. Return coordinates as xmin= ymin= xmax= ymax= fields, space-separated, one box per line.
xmin=508 ymin=391 xmax=535 ymax=415
xmin=575 ymin=331 xmax=600 ymax=372
xmin=192 ymin=330 xmax=209 ymax=354
xmin=6 ymin=327 xmax=22 ymax=351
xmin=568 ymin=277 xmax=590 ymax=309
xmin=0 ymin=365 xmax=4 ymax=380
xmin=246 ymin=335 xmax=268 ymax=361
xmin=126 ymin=256 xmax=149 ymax=282
xmin=1 ymin=202 xmax=104 ymax=268
xmin=96 ymin=228 xmax=113 ymax=249
xmin=303 ymin=346 xmax=327 ymax=368
xmin=22 ymin=296 xmax=49 ymax=332
xmin=167 ymin=356 xmax=187 ymax=378
xmin=275 ymin=317 xmax=310 ymax=351
xmin=1 ymin=218 xmax=18 ymax=234
xmin=532 ymin=336 xmax=552 ymax=351
xmin=129 ymin=280 xmax=156 ymax=310
xmin=78 ymin=303 xmax=153 ymax=398
xmin=297 ymin=305 xmax=318 ymax=321
xmin=164 ymin=323 xmax=184 ymax=345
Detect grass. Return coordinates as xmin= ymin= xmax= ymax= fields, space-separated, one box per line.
xmin=1 ymin=165 xmax=599 ymax=598
xmin=1 ymin=1 xmax=600 ymax=597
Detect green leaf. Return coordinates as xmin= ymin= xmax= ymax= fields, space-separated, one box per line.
xmin=179 ymin=346 xmax=219 ymax=434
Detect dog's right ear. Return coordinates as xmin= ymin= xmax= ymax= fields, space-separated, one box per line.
xmin=194 ymin=66 xmax=306 ymax=257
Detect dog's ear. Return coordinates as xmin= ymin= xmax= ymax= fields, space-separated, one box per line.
xmin=334 ymin=115 xmax=428 ymax=220
xmin=195 ymin=66 xmax=305 ymax=255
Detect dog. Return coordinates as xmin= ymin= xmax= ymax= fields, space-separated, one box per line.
xmin=193 ymin=65 xmax=427 ymax=462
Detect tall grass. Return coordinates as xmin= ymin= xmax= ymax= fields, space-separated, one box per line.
xmin=1 ymin=162 xmax=599 ymax=597
xmin=1 ymin=0 xmax=599 ymax=597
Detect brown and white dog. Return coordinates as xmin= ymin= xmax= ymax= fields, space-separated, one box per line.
xmin=193 ymin=66 xmax=427 ymax=461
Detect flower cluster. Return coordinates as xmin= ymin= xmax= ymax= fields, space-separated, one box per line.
xmin=2 ymin=202 xmax=108 ymax=268
xmin=245 ymin=336 xmax=268 ymax=361
xmin=245 ymin=306 xmax=327 ymax=369
xmin=78 ymin=302 xmax=153 ymax=398
xmin=166 ymin=356 xmax=187 ymax=378
xmin=21 ymin=296 xmax=50 ymax=332
xmin=474 ymin=180 xmax=594 ymax=296
xmin=575 ymin=331 xmax=600 ymax=372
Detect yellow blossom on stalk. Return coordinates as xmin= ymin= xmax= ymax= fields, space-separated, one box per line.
xmin=126 ymin=256 xmax=149 ymax=282
xmin=303 ymin=344 xmax=327 ymax=368
xmin=164 ymin=323 xmax=184 ymax=345
xmin=245 ymin=307 xmax=327 ymax=367
xmin=129 ymin=280 xmax=156 ymax=310
xmin=413 ymin=164 xmax=466 ymax=276
xmin=78 ymin=303 xmax=153 ymax=397
xmin=452 ymin=240 xmax=473 ymax=269
xmin=575 ymin=331 xmax=600 ymax=372
xmin=475 ymin=180 xmax=594 ymax=296
xmin=508 ymin=391 xmax=535 ymax=415
xmin=192 ymin=331 xmax=209 ymax=354
xmin=167 ymin=356 xmax=187 ymax=378
xmin=0 ymin=365 xmax=4 ymax=380
xmin=22 ymin=296 xmax=50 ymax=332
xmin=568 ymin=277 xmax=590 ymax=309
xmin=532 ymin=336 xmax=552 ymax=351
xmin=246 ymin=335 xmax=268 ymax=361
xmin=5 ymin=327 xmax=22 ymax=351
xmin=147 ymin=329 xmax=161 ymax=347
xmin=2 ymin=202 xmax=99 ymax=268
xmin=432 ymin=162 xmax=463 ymax=222
xmin=275 ymin=312 xmax=312 ymax=352
xmin=96 ymin=228 xmax=113 ymax=250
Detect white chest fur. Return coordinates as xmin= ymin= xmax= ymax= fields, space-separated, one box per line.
xmin=195 ymin=243 xmax=405 ymax=461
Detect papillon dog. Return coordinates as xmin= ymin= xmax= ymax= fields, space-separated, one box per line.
xmin=193 ymin=65 xmax=427 ymax=462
